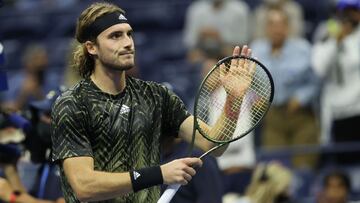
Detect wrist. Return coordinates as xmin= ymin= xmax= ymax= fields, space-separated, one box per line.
xmin=130 ymin=166 xmax=163 ymax=192
xmin=224 ymin=97 xmax=241 ymax=120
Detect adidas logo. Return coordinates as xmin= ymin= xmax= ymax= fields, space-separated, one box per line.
xmin=133 ymin=171 xmax=141 ymax=180
xmin=120 ymin=104 xmax=130 ymax=114
xmin=119 ymin=14 xmax=127 ymax=21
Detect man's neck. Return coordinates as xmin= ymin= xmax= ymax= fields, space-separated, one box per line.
xmin=90 ymin=64 xmax=126 ymax=95
xmin=271 ymin=41 xmax=284 ymax=57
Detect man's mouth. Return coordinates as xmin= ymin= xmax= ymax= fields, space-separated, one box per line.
xmin=119 ymin=51 xmax=134 ymax=56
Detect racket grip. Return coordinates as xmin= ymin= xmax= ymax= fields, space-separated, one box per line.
xmin=157 ymin=184 xmax=181 ymax=203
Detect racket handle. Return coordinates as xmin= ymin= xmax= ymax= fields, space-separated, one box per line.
xmin=157 ymin=184 xmax=181 ymax=203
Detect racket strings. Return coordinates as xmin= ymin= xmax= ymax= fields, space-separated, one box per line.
xmin=202 ymin=122 xmax=234 ymax=141
xmin=196 ymin=57 xmax=272 ymax=142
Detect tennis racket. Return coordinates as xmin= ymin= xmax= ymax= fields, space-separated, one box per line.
xmin=158 ymin=54 xmax=274 ymax=203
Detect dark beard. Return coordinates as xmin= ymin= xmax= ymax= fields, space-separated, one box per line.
xmin=102 ymin=60 xmax=135 ymax=72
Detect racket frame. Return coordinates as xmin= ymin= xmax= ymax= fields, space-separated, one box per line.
xmin=193 ymin=55 xmax=275 ymax=145
xmin=158 ymin=55 xmax=275 ymax=203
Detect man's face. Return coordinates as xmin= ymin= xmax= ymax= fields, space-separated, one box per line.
xmin=338 ymin=8 xmax=360 ymax=27
xmin=94 ymin=23 xmax=135 ymax=71
xmin=266 ymin=11 xmax=289 ymax=47
xmin=26 ymin=50 xmax=49 ymax=72
xmin=325 ymin=176 xmax=348 ymax=203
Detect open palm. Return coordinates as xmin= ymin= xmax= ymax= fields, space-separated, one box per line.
xmin=220 ymin=45 xmax=256 ymax=99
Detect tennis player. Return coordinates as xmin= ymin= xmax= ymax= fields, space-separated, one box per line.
xmin=51 ymin=2 xmax=252 ymax=203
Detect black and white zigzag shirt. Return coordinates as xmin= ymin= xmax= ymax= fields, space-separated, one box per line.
xmin=51 ymin=76 xmax=190 ymax=203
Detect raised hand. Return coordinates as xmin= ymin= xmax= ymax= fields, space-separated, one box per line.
xmin=220 ymin=45 xmax=256 ymax=99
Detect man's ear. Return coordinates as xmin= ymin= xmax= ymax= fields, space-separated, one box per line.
xmin=85 ymin=41 xmax=97 ymax=56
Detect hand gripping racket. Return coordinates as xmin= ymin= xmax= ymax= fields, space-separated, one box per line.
xmin=158 ymin=55 xmax=274 ymax=203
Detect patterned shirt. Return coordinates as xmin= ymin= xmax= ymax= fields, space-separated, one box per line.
xmin=51 ymin=76 xmax=190 ymax=203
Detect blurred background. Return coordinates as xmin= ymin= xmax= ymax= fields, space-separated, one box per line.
xmin=0 ymin=0 xmax=360 ymax=202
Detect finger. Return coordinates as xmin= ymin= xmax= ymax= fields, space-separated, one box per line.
xmin=219 ymin=63 xmax=228 ymax=78
xmin=180 ymin=179 xmax=188 ymax=185
xmin=236 ymin=45 xmax=249 ymax=70
xmin=184 ymin=157 xmax=203 ymax=167
xmin=238 ymin=57 xmax=245 ymax=72
xmin=232 ymin=46 xmax=240 ymax=56
xmin=247 ymin=48 xmax=252 ymax=57
xmin=176 ymin=174 xmax=189 ymax=185
xmin=240 ymin=45 xmax=248 ymax=56
xmin=243 ymin=49 xmax=252 ymax=71
xmin=183 ymin=158 xmax=203 ymax=168
xmin=183 ymin=166 xmax=196 ymax=176
xmin=249 ymin=57 xmax=257 ymax=76
xmin=183 ymin=173 xmax=192 ymax=182
xmin=231 ymin=46 xmax=241 ymax=68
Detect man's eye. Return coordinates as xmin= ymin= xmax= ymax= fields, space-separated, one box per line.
xmin=111 ymin=33 xmax=121 ymax=39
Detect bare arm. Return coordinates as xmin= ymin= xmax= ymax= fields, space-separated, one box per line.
xmin=62 ymin=156 xmax=132 ymax=202
xmin=2 ymin=163 xmax=27 ymax=192
xmin=62 ymin=156 xmax=202 ymax=201
xmin=178 ymin=116 xmax=214 ymax=153
xmin=312 ymin=39 xmax=337 ymax=78
xmin=178 ymin=105 xmax=236 ymax=157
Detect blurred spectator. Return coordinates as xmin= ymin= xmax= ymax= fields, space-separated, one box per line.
xmin=14 ymin=0 xmax=78 ymax=11
xmin=26 ymin=88 xmax=63 ymax=163
xmin=0 ymin=39 xmax=27 ymax=196
xmin=0 ymin=44 xmax=60 ymax=111
xmin=183 ymin=0 xmax=250 ymax=63
xmin=0 ymin=88 xmax=65 ymax=203
xmin=312 ymin=1 xmax=341 ymax=43
xmin=311 ymin=0 xmax=360 ymax=164
xmin=219 ymin=136 xmax=255 ymax=195
xmin=223 ymin=162 xmax=294 ymax=203
xmin=0 ymin=177 xmax=65 ymax=203
xmin=161 ymin=137 xmax=223 ymax=203
xmin=253 ymin=0 xmax=305 ymax=39
xmin=26 ymin=88 xmax=64 ymax=201
xmin=317 ymin=170 xmax=360 ymax=203
xmin=0 ymin=162 xmax=26 ymax=193
xmin=251 ymin=8 xmax=320 ymax=169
